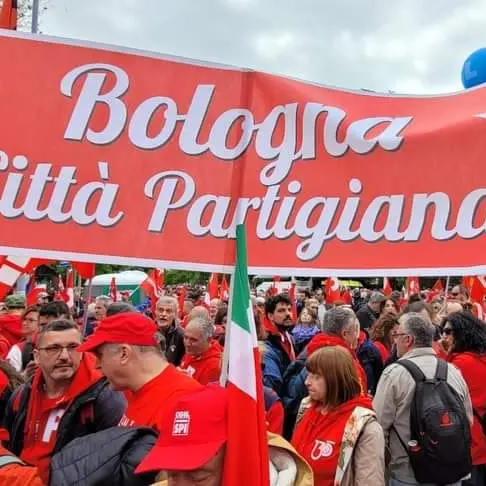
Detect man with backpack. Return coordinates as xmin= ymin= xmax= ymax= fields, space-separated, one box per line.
xmin=373 ymin=312 xmax=473 ymax=486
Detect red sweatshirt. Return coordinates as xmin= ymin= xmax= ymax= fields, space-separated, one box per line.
xmin=448 ymin=352 xmax=486 ymax=465
xmin=180 ymin=340 xmax=222 ymax=385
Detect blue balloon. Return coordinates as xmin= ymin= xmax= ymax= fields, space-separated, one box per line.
xmin=462 ymin=48 xmax=486 ymax=89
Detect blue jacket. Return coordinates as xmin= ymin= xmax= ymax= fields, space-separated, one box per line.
xmin=262 ymin=334 xmax=294 ymax=398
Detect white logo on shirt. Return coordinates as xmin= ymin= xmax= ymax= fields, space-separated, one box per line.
xmin=311 ymin=440 xmax=335 ymax=460
xmin=42 ymin=409 xmax=66 ymax=443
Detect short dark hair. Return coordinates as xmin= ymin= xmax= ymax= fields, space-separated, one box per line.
xmin=106 ymin=302 xmax=137 ymax=317
xmin=37 ymin=319 xmax=81 ymax=347
xmin=54 ymin=301 xmax=70 ymax=317
xmin=39 ymin=302 xmax=62 ymax=319
xmin=265 ymin=294 xmax=292 ymax=316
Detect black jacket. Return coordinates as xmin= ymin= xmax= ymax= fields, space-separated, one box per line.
xmin=3 ymin=377 xmax=126 ymax=457
xmin=356 ymin=304 xmax=379 ymax=330
xmin=163 ymin=322 xmax=185 ymax=366
xmin=50 ymin=426 xmax=158 ymax=486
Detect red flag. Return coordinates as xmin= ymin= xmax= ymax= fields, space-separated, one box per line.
xmin=383 ymin=277 xmax=392 ymax=296
xmin=470 ymin=276 xmax=486 ymax=304
xmin=432 ymin=279 xmax=444 ymax=293
xmin=288 ymin=281 xmax=298 ymax=321
xmin=26 ymin=287 xmax=46 ymax=306
xmin=220 ymin=275 xmax=229 ymax=301
xmin=208 ymin=273 xmax=219 ymax=300
xmin=270 ymin=275 xmax=281 ymax=296
xmin=110 ymin=277 xmax=117 ymax=302
xmin=0 ymin=256 xmax=32 ymax=300
xmin=178 ymin=286 xmax=186 ymax=320
xmin=324 ymin=277 xmax=340 ymax=304
xmin=141 ymin=269 xmax=164 ymax=313
xmin=406 ymin=277 xmax=420 ymax=297
xmin=65 ymin=268 xmax=74 ymax=308
xmin=0 ymin=0 xmax=17 ymax=30
xmin=72 ymin=262 xmax=96 ymax=279
xmin=342 ymin=288 xmax=352 ymax=305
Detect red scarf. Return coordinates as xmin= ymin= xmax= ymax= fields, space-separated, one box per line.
xmin=292 ymin=395 xmax=374 ymax=485
xmin=307 ymin=334 xmax=368 ymax=393
xmin=263 ymin=316 xmax=295 ymax=362
xmin=24 ymin=353 xmax=102 ymax=443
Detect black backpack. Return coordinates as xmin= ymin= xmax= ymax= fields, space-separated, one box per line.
xmin=394 ymin=358 xmax=472 ymax=485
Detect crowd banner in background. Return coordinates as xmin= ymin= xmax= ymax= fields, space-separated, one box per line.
xmin=1 ymin=31 xmax=486 ymax=276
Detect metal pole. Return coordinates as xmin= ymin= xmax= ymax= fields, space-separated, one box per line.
xmin=219 ymin=272 xmax=235 ymax=386
xmin=31 ymin=0 xmax=40 ymax=33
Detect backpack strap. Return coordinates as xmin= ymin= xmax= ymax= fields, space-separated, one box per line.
xmin=395 ymin=359 xmax=426 ymax=382
xmin=0 ymin=454 xmax=25 ymax=468
xmin=434 ymin=359 xmax=448 ymax=381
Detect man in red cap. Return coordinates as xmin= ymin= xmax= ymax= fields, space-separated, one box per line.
xmin=136 ymin=386 xmax=313 ymax=486
xmin=137 ymin=385 xmax=228 ymax=485
xmin=78 ymin=311 xmax=201 ymax=432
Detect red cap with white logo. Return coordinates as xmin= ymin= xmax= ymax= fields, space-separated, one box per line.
xmin=136 ymin=385 xmax=228 ymax=473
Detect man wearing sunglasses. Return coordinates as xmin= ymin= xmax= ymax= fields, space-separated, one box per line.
xmin=3 ymin=319 xmax=126 ymax=485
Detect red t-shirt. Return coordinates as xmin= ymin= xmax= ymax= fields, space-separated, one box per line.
xmin=21 ymin=396 xmax=68 ymax=484
xmin=119 ymin=364 xmax=201 ymax=432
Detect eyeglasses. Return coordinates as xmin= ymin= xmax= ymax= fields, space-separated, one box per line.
xmin=37 ymin=344 xmax=80 ymax=357
xmin=441 ymin=328 xmax=453 ymax=336
xmin=392 ymin=333 xmax=409 ymax=338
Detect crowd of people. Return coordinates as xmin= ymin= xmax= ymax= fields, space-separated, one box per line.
xmin=0 ymin=279 xmax=483 ymax=485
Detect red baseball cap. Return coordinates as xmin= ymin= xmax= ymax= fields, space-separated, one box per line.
xmin=77 ymin=312 xmax=160 ymax=352
xmin=136 ymin=385 xmax=228 ymax=473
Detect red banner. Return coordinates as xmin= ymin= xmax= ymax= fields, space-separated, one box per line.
xmin=1 ymin=32 xmax=486 ymax=276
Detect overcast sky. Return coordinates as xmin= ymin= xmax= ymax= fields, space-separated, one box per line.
xmin=35 ymin=0 xmax=485 ymax=94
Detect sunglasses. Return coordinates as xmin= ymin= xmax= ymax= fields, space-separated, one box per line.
xmin=450 ymin=292 xmax=459 ymax=297
xmin=441 ymin=328 xmax=453 ymax=336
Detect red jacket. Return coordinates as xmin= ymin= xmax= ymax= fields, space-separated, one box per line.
xmin=449 ymin=352 xmax=486 ymax=465
xmin=180 ymin=340 xmax=222 ymax=385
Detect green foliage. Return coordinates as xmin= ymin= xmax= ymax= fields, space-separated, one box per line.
xmin=164 ymin=270 xmax=210 ymax=285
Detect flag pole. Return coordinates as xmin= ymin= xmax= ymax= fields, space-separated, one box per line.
xmin=220 ymin=266 xmax=235 ymax=386
xmin=31 ymin=0 xmax=40 ymax=33
xmin=82 ymin=279 xmax=93 ymax=338
xmin=443 ymin=275 xmax=450 ymax=312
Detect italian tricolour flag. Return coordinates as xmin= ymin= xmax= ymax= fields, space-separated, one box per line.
xmin=221 ymin=225 xmax=269 ymax=485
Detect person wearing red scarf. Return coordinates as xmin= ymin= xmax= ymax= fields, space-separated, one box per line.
xmin=441 ymin=312 xmax=486 ymax=486
xmin=262 ymin=294 xmax=296 ymax=397
xmin=292 ymin=346 xmax=385 ymax=486
xmin=0 ymin=295 xmax=25 ymax=359
xmin=3 ymin=319 xmax=126 ymax=485
xmin=6 ymin=305 xmax=40 ymax=372
xmin=179 ymin=317 xmax=222 ymax=385
xmin=370 ymin=313 xmax=399 ymax=365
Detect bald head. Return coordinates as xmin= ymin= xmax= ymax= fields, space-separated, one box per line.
xmin=188 ymin=306 xmax=210 ymax=322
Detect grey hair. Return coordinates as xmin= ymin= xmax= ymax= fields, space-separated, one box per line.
xmin=400 ymin=312 xmax=434 ymax=348
xmin=369 ymin=292 xmax=385 ymax=304
xmin=156 ymin=296 xmax=178 ymax=312
xmin=186 ymin=316 xmax=214 ymax=340
xmin=95 ymin=295 xmax=112 ymax=309
xmin=322 ymin=307 xmax=356 ymax=335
